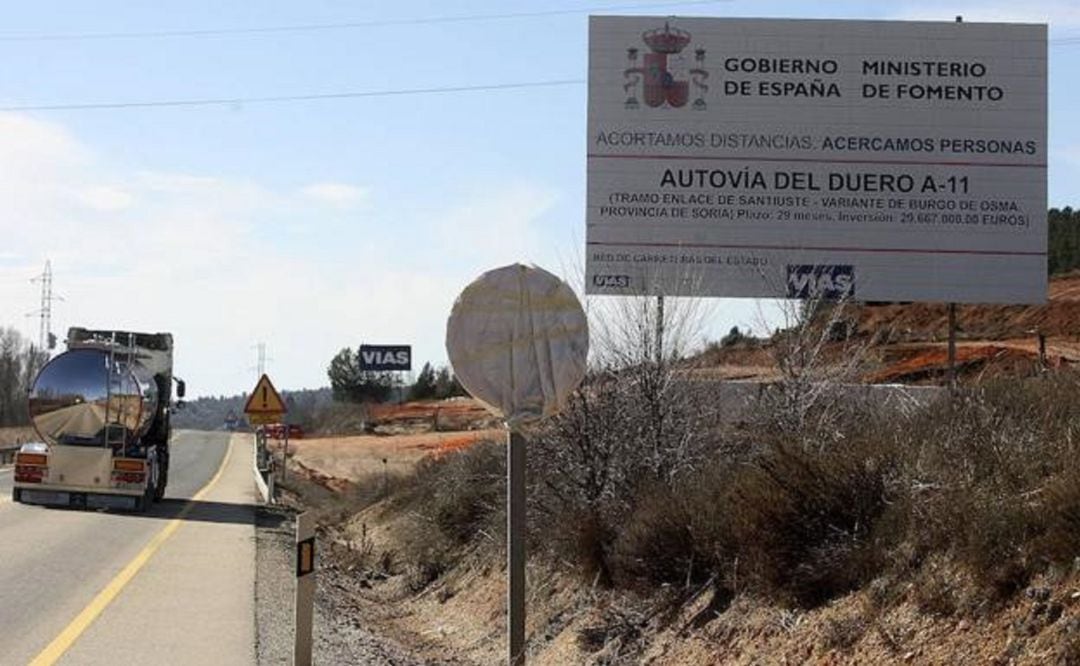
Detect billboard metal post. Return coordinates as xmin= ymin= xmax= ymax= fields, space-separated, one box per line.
xmin=655 ymin=294 xmax=665 ymax=366
xmin=948 ymin=303 xmax=957 ymax=393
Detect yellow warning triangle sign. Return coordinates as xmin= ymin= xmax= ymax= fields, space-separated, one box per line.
xmin=244 ymin=374 xmax=287 ymax=414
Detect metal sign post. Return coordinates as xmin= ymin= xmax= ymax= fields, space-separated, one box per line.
xmin=446 ymin=263 xmax=589 ymax=665
xmin=508 ymin=430 xmax=527 ymax=666
xmin=294 ymin=511 xmax=316 ymax=666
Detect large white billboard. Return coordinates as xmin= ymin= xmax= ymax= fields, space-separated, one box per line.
xmin=586 ymin=17 xmax=1047 ymax=303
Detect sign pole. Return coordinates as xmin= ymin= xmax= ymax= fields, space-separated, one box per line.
xmin=282 ymin=423 xmax=289 ymax=484
xmin=446 ymin=264 xmax=589 ymax=666
xmin=294 ymin=512 xmax=316 ymax=666
xmin=947 ymin=302 xmax=957 ymax=393
xmin=508 ymin=429 xmax=527 ymax=665
xmin=655 ymin=294 xmax=665 ymax=366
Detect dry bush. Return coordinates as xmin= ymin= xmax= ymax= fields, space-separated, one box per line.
xmin=603 ymin=363 xmax=1080 ymax=612
xmin=377 ymin=441 xmax=505 ymax=590
xmin=528 ymin=290 xmax=722 ymax=585
xmin=610 ymin=484 xmax=709 ymax=589
xmin=724 ymin=434 xmax=896 ymax=608
xmin=909 ymin=557 xmax=962 ymax=617
xmin=396 ymin=440 xmax=505 ymax=545
xmin=822 ymin=613 xmax=868 ymax=652
xmin=528 ymin=370 xmax=721 ymax=581
xmin=889 ymin=372 xmax=1080 ymax=602
xmin=1035 ymin=465 xmax=1080 ymax=565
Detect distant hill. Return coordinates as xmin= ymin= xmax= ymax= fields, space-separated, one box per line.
xmin=173 ymin=387 xmax=334 ymax=431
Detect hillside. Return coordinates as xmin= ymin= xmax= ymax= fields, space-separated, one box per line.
xmin=696 ymin=272 xmax=1080 ymax=386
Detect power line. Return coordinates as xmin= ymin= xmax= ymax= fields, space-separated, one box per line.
xmin=0 ymin=78 xmax=586 ymax=112
xmin=0 ymin=1 xmax=732 ymax=42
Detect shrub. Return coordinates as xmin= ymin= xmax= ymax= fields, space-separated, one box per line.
xmin=723 ymin=439 xmax=895 ymax=608
xmin=400 ymin=440 xmax=505 ymax=545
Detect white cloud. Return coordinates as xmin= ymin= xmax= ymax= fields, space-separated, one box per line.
xmin=0 ymin=112 xmax=563 ymax=397
xmin=76 ymin=186 xmax=134 ymax=212
xmin=433 ymin=183 xmax=559 ymax=267
xmin=300 ymin=182 xmax=368 ymax=209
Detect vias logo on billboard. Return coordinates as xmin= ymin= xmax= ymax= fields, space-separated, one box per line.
xmin=592 ymin=274 xmax=632 ymax=289
xmin=623 ymin=22 xmax=709 ymax=110
xmin=786 ymin=265 xmax=856 ymax=299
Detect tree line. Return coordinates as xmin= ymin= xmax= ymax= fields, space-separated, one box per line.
xmin=0 ymin=328 xmax=48 ymax=427
xmin=1048 ymin=207 xmax=1080 ymax=274
xmin=327 ymin=347 xmax=465 ymax=403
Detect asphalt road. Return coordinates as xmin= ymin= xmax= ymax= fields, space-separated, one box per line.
xmin=0 ymin=430 xmax=257 ymax=665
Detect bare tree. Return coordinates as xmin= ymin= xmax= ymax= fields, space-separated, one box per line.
xmin=529 ymin=270 xmax=721 ymax=582
xmin=752 ymin=292 xmax=876 ymax=447
xmin=0 ymin=328 xmax=45 ymax=427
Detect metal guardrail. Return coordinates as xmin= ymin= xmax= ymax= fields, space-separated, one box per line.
xmin=0 ymin=444 xmax=20 ymax=465
xmin=252 ymin=432 xmax=274 ymax=504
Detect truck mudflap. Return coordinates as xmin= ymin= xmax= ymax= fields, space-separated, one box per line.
xmin=14 ymin=487 xmax=147 ymax=512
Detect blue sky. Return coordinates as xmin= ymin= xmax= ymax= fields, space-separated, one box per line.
xmin=0 ymin=0 xmax=1077 ymax=397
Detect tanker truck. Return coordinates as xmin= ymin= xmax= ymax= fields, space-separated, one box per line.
xmin=12 ymin=328 xmax=185 ymax=511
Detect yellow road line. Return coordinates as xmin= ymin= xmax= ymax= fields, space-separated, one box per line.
xmin=29 ymin=438 xmax=235 ymax=666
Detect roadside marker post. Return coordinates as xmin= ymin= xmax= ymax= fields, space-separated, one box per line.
xmin=446 ymin=263 xmax=589 ymax=665
xmin=294 ymin=511 xmax=316 ymax=666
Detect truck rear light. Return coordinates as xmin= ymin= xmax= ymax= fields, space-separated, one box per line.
xmin=15 ymin=452 xmax=47 ymax=466
xmin=113 ymin=459 xmax=146 ymax=473
xmin=111 ymin=460 xmax=146 ymax=486
xmin=14 ymin=452 xmax=48 ymax=483
xmin=14 ymin=464 xmax=46 ymax=483
xmin=111 ymin=471 xmax=146 ymax=484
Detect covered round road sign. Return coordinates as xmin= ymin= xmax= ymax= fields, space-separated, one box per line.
xmin=446 ymin=263 xmax=588 ymax=426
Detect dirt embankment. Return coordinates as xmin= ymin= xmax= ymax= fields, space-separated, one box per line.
xmin=271 ymin=429 xmax=504 ymax=495
xmin=855 ymin=272 xmax=1080 ymax=342
xmin=297 ymin=469 xmax=1080 ymax=666
xmin=698 ymin=272 xmax=1080 ymax=385
xmin=366 ymin=399 xmax=502 ymax=434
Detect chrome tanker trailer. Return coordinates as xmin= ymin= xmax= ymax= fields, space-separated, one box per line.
xmin=12 ymin=328 xmax=184 ymax=511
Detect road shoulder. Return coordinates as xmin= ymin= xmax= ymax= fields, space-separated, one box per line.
xmin=58 ymin=434 xmax=257 ymax=665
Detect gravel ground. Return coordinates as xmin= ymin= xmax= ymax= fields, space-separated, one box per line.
xmin=255 ymin=505 xmax=295 ymax=665
xmin=255 ymin=504 xmax=434 ymax=665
